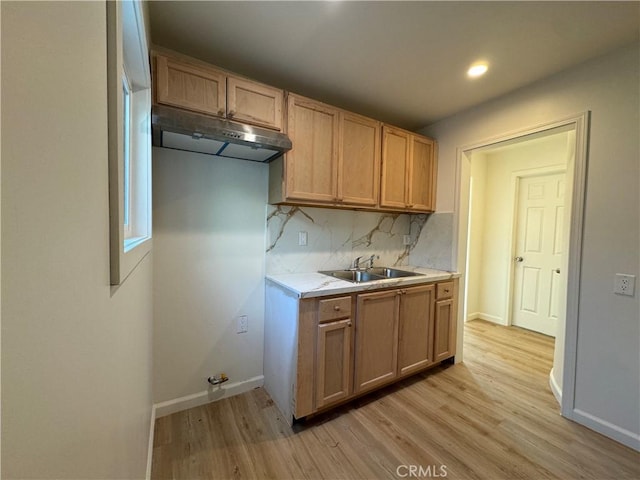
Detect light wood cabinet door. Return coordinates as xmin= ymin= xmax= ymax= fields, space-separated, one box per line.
xmin=285 ymin=94 xmax=340 ymax=202
xmin=316 ymin=318 xmax=352 ymax=409
xmin=398 ymin=285 xmax=435 ymax=376
xmin=434 ymin=298 xmax=456 ymax=362
xmin=380 ymin=126 xmax=410 ymax=209
xmin=381 ymin=125 xmax=437 ymax=212
xmin=408 ymin=135 xmax=436 ymax=211
xmin=338 ymin=112 xmax=381 ymax=206
xmin=155 ymin=55 xmax=226 ymax=117
xmin=355 ymin=290 xmax=399 ymax=393
xmin=227 ymin=76 xmax=283 ymax=131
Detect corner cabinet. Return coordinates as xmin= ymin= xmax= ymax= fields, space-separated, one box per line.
xmin=271 ymin=93 xmax=381 ymax=207
xmin=153 ymin=52 xmax=284 ymax=131
xmin=264 ymin=277 xmax=458 ymax=424
xmin=380 ymin=125 xmax=437 ymax=212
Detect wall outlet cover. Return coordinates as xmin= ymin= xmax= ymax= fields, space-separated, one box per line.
xmin=236 ymin=315 xmax=248 ymax=333
xmin=614 ymin=274 xmax=635 ymax=297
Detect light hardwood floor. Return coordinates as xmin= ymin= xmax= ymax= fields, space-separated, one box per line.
xmin=151 ymin=320 xmax=640 ymax=479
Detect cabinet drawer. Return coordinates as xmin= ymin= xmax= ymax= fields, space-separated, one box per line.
xmin=437 ymin=281 xmax=454 ymax=300
xmin=318 ymin=296 xmax=351 ymax=322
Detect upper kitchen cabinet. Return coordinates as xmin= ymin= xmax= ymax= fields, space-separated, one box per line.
xmin=282 ymin=94 xmax=340 ymax=203
xmin=155 ymin=54 xmax=226 ymax=117
xmin=380 ymin=125 xmax=437 ymax=212
xmin=339 ymin=112 xmax=381 ymax=206
xmin=153 ymin=52 xmax=284 ymax=131
xmin=270 ymin=93 xmax=381 ymax=207
xmin=227 ymin=76 xmax=283 ymax=131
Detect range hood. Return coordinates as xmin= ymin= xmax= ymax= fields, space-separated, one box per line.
xmin=151 ymin=104 xmax=292 ymax=163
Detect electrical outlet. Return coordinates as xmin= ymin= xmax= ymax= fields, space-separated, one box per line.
xmin=236 ymin=315 xmax=248 ymax=333
xmin=298 ymin=231 xmax=308 ymax=246
xmin=614 ymin=274 xmax=635 ymax=297
xmin=403 ymin=234 xmax=412 ymax=246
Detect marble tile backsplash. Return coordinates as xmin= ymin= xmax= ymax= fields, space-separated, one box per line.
xmin=265 ymin=206 xmax=455 ymax=274
xmin=409 ymin=212 xmax=454 ymax=271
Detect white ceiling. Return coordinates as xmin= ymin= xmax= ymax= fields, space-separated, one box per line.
xmin=148 ymin=1 xmax=639 ymax=130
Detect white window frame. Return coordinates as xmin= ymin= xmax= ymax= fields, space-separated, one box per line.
xmin=108 ymin=0 xmax=152 ymax=285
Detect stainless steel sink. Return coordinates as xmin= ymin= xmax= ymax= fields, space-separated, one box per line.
xmin=319 ymin=270 xmax=386 ymax=283
xmin=366 ymin=267 xmax=421 ymax=278
xmin=319 ymin=267 xmax=421 ymax=283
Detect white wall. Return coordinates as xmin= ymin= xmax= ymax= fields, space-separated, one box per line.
xmin=1 ymin=2 xmax=154 ymax=478
xmin=152 ymin=148 xmax=268 ymax=406
xmin=466 ymin=155 xmax=488 ymax=320
xmin=467 ymin=131 xmax=570 ymax=325
xmin=423 ymin=43 xmax=640 ymax=448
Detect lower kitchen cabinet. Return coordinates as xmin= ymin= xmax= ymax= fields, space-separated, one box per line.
xmin=434 ymin=281 xmax=456 ymax=362
xmin=264 ymin=277 xmax=458 ymax=424
xmin=354 ymin=290 xmax=400 ymax=393
xmin=398 ymin=284 xmax=436 ymax=376
xmin=316 ymin=296 xmax=353 ymax=408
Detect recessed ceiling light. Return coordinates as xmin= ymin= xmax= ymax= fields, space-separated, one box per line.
xmin=467 ymin=63 xmax=488 ymax=78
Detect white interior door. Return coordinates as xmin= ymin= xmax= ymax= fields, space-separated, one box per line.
xmin=512 ymin=172 xmax=565 ymax=337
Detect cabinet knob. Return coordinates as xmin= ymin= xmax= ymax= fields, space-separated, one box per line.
xmin=334 ymin=305 xmax=340 ymax=311
xmin=228 ymin=110 xmax=235 ymax=118
xmin=347 ymin=321 xmax=352 ymax=327
xmin=444 ymin=289 xmax=450 ymax=294
xmin=217 ymin=109 xmax=225 ymax=116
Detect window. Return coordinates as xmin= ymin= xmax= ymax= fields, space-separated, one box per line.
xmin=108 ymin=0 xmax=151 ymax=285
xmin=123 ymin=71 xmax=132 ymax=235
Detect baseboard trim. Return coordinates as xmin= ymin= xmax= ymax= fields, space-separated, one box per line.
xmin=467 ymin=312 xmax=504 ymax=325
xmin=145 ymin=404 xmax=156 ymax=480
xmin=153 ymin=375 xmax=264 ymax=419
xmin=570 ymin=408 xmax=640 ymax=452
xmin=548 ymin=368 xmax=562 ymax=405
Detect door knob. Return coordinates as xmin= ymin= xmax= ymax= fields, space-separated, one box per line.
xmin=515 ymin=256 xmax=524 ymax=262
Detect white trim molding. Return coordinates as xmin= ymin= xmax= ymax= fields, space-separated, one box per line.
xmin=153 ymin=375 xmax=264 ymax=419
xmin=467 ymin=312 xmax=504 ymax=325
xmin=571 ymin=409 xmax=640 ymax=451
xmin=145 ymin=406 xmax=156 ymax=480
xmin=549 ymin=368 xmax=562 ymax=405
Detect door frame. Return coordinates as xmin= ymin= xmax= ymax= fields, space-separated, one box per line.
xmin=453 ymin=111 xmax=589 ymax=420
xmin=506 ymin=166 xmax=567 ymax=331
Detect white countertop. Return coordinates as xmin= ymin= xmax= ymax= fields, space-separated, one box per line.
xmin=266 ymin=267 xmax=459 ymax=299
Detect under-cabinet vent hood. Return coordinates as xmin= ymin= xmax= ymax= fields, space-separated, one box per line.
xmin=151 ymin=104 xmax=292 ymax=163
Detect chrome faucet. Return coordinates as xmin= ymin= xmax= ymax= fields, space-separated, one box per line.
xmin=352 ymin=254 xmax=376 ymax=270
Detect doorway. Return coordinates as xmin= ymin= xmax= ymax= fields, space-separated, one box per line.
xmin=455 ymin=113 xmax=589 ymax=412
xmin=464 ymin=128 xmax=573 ymax=336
